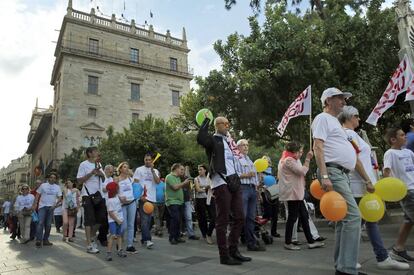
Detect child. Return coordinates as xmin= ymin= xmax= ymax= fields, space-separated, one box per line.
xmin=383 ymin=127 xmax=414 ymax=262
xmin=106 ymin=182 xmax=127 ymax=261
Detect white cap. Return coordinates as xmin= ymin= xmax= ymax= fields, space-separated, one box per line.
xmin=320 ymin=87 xmax=352 ymax=106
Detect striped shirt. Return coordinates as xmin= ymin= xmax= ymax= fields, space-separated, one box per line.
xmin=234 ymin=154 xmax=259 ymax=185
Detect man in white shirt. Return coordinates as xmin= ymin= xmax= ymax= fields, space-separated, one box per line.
xmin=32 ymin=172 xmax=62 ymax=248
xmin=2 ymin=199 xmax=11 ymax=231
xmin=312 ymin=88 xmax=361 ymax=275
xmin=133 ymin=153 xmax=160 ymax=249
xmin=76 ymin=146 xmax=106 ymax=254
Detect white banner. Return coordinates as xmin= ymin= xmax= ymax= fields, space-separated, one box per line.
xmin=277 ymin=85 xmax=311 ymax=136
xmin=366 ymin=55 xmax=414 ymax=126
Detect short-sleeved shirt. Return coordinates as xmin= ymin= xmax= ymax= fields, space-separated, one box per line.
xmin=2 ymin=201 xmax=11 ymax=214
xmin=14 ymin=195 xmax=35 ymax=212
xmin=383 ymin=148 xmax=414 ymax=190
xmin=118 ymin=178 xmax=134 ymax=202
xmin=195 ymin=176 xmax=209 ymax=199
xmin=63 ymin=189 xmax=79 ymax=209
xmin=312 ymin=112 xmax=357 ymax=170
xmin=133 ymin=166 xmax=160 ymax=203
xmin=77 ymin=160 xmax=102 ymax=197
xmin=165 ymin=173 xmax=184 ymax=206
xmin=37 ymin=182 xmax=62 ymax=209
xmin=346 ymin=129 xmax=377 ymax=197
xmin=106 ymin=196 xmax=124 ymax=223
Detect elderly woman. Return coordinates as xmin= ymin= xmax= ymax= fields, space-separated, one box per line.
xmin=338 ymin=106 xmax=409 ymax=270
xmin=14 ymin=184 xmax=35 ymax=244
xmin=278 ymin=141 xmax=324 ymax=250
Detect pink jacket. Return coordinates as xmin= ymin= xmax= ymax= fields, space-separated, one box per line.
xmin=278 ymin=157 xmax=309 ymax=201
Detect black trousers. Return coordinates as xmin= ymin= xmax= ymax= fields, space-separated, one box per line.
xmin=97 ymin=201 xmax=108 ymax=242
xmin=195 ymin=198 xmax=216 ymax=238
xmin=285 ymin=200 xmax=314 ymax=244
xmin=261 ymin=193 xmax=279 ymax=235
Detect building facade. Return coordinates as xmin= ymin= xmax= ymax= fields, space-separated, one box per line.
xmin=0 ymin=155 xmax=31 ymax=201
xmin=26 ymin=0 xmax=192 ymax=181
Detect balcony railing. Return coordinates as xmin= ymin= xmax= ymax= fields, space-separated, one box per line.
xmin=58 ymin=40 xmax=193 ymax=78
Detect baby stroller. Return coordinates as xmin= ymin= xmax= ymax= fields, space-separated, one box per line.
xmin=254 ymin=216 xmax=273 ymax=244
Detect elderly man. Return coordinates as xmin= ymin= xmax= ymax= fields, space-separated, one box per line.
xmin=235 ymin=139 xmax=264 ymax=251
xmin=197 ymin=116 xmax=251 ymax=265
xmin=312 ymin=88 xmax=362 ymax=275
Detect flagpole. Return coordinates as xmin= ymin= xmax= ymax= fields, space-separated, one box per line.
xmin=309 ymin=86 xmax=312 ymax=151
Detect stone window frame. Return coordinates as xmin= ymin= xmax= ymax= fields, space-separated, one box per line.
xmin=130 ymin=48 xmax=139 ymax=63
xmin=88 ymin=107 xmax=97 ymax=118
xmin=130 ymin=83 xmax=140 ymax=101
xmin=84 ymin=68 xmax=103 ymax=96
xmin=170 ymin=57 xmax=178 ymax=71
xmin=127 ymin=76 xmax=144 ymax=103
xmin=171 ymin=90 xmax=180 ymax=107
xmin=88 ymin=38 xmax=99 ymax=54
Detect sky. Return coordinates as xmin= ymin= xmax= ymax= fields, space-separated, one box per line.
xmin=0 ymin=0 xmax=398 ymax=168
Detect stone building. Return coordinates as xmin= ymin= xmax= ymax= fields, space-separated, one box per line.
xmin=26 ymin=0 xmax=192 ymax=182
xmin=0 ymin=155 xmax=30 ymax=200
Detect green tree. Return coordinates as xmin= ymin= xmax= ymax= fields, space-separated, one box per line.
xmin=58 ymin=147 xmax=85 ymax=181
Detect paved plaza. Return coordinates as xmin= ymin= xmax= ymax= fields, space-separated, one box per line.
xmin=0 ymin=220 xmax=413 ymax=275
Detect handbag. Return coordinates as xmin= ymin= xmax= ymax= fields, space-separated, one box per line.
xmin=264 ymin=184 xmax=279 ymax=202
xmin=218 ymin=173 xmax=241 ymax=193
xmin=84 ymin=185 xmax=103 ymax=206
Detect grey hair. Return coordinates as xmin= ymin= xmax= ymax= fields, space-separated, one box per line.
xmin=104 ymin=164 xmax=114 ymax=171
xmin=236 ymin=139 xmax=248 ymax=146
xmin=338 ymin=106 xmax=359 ymax=124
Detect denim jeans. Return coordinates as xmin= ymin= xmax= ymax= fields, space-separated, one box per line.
xmin=36 ymin=206 xmax=54 ymax=241
xmin=122 ymin=201 xmax=137 ymax=247
xmin=184 ymin=201 xmax=195 ymax=237
xmin=139 ymin=200 xmax=152 ymax=242
xmin=241 ymin=185 xmax=257 ymax=247
xmin=153 ymin=203 xmax=165 ymax=233
xmin=323 ymin=167 xmax=361 ymax=275
xmin=167 ymin=204 xmax=182 ymax=241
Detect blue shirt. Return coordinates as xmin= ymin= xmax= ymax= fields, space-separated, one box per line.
xmin=406 ymin=132 xmax=414 ymax=153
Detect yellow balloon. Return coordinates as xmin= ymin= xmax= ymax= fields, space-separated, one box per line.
xmin=254 ymin=159 xmax=269 ymax=173
xmin=358 ymin=193 xmax=385 ymax=222
xmin=375 ymin=177 xmax=408 ymax=202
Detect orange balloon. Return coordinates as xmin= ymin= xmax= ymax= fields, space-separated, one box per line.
xmin=310 ymin=179 xmax=326 ymax=200
xmin=143 ymin=202 xmax=154 ymax=215
xmin=320 ymin=191 xmax=348 ymax=222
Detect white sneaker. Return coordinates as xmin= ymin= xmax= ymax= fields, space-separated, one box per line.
xmin=308 ymin=242 xmax=325 ymax=249
xmin=356 ymin=263 xmax=361 ymax=269
xmin=146 ymin=241 xmax=154 ymax=249
xmin=377 ymin=257 xmax=410 ymax=270
xmin=133 ymin=238 xmax=138 ymax=243
xmin=86 ymin=245 xmax=99 ymax=254
xmin=91 ymin=241 xmax=98 ymax=249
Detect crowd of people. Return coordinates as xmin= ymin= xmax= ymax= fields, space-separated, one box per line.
xmin=1 ymin=87 xmax=414 ymax=275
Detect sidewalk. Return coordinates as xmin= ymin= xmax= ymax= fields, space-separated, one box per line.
xmin=0 ymin=222 xmax=413 ymax=275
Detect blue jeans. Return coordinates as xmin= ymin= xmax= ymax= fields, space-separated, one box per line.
xmin=139 ymin=200 xmax=152 ymax=242
xmin=122 ymin=201 xmax=137 ymax=247
xmin=184 ymin=201 xmax=195 ymax=237
xmin=167 ymin=204 xmax=182 ymax=241
xmin=241 ymin=185 xmax=257 ymax=247
xmin=36 ymin=206 xmax=54 ymax=241
xmin=322 ymin=167 xmax=361 ymax=275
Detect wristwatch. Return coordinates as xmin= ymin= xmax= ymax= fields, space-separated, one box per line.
xmin=321 ymin=174 xmax=329 ymax=179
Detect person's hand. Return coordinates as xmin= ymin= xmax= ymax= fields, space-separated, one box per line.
xmin=183 ymin=178 xmax=191 ymax=186
xmin=116 ymin=219 xmax=123 ymax=225
xmin=119 ymin=196 xmax=127 ymax=204
xmin=366 ymin=182 xmax=375 ymax=193
xmin=31 ymin=205 xmax=36 ymax=211
xmin=248 ymin=172 xmax=256 ymax=178
xmin=306 ymin=151 xmax=314 ymax=160
xmin=321 ymin=178 xmax=333 ymax=191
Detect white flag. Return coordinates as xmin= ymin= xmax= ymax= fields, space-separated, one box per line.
xmin=366 ymin=55 xmax=414 ymax=126
xmin=277 ymin=85 xmax=311 ymax=136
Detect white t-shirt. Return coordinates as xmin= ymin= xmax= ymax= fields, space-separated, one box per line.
xmin=102 ymin=177 xmax=113 ymax=200
xmin=37 ymin=182 xmax=62 ymax=209
xmin=2 ymin=201 xmax=11 ymax=214
xmin=106 ymin=196 xmax=124 ymax=223
xmin=312 ymin=112 xmax=357 ymax=170
xmin=346 ymin=129 xmax=378 ymax=197
xmin=63 ymin=189 xmax=78 ymax=209
xmin=14 ymin=195 xmax=35 ymax=212
xmin=133 ymin=166 xmax=160 ymax=202
xmin=118 ymin=178 xmax=134 ymax=202
xmin=54 ymin=205 xmax=63 ymax=215
xmin=77 ymin=160 xmax=102 ymax=197
xmin=383 ymin=148 xmax=414 ymax=190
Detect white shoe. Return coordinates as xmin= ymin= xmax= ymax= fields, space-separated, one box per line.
xmin=377 ymin=257 xmax=410 ymax=270
xmin=133 ymin=238 xmax=138 ymax=243
xmin=308 ymin=241 xmax=325 ymax=249
xmin=356 ymin=263 xmax=361 ymax=269
xmin=92 ymin=241 xmax=98 ymax=250
xmin=284 ymin=243 xmax=301 ymax=250
xmin=86 ymin=245 xmax=99 ymax=254
xmin=146 ymin=241 xmax=154 ymax=249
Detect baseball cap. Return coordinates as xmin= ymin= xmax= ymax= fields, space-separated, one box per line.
xmin=320 ymin=87 xmax=352 ymax=106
